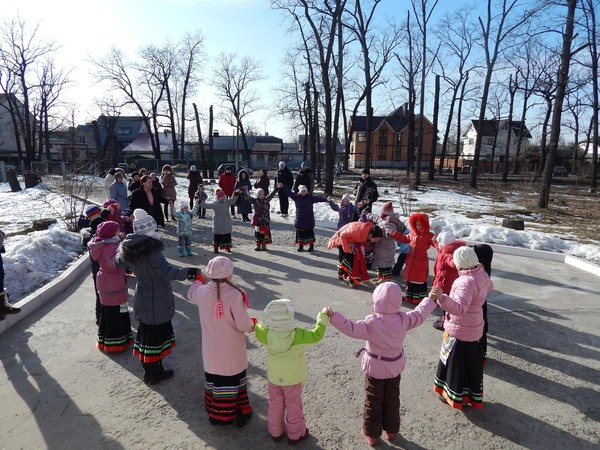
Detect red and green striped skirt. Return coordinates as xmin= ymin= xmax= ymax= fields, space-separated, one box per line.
xmin=204 ymin=370 xmax=252 ymax=425
xmin=133 ymin=321 xmax=176 ymax=363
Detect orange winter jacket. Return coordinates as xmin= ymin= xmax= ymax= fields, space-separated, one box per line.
xmin=327 ymin=221 xmax=375 ymax=253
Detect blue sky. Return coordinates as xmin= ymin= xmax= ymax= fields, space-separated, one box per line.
xmin=2 ymin=0 xmax=536 ymax=143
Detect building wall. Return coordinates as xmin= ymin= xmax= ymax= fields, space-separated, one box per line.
xmin=461 ymin=123 xmax=528 ymax=159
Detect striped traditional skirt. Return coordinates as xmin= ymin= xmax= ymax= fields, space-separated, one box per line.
xmin=295 ymin=228 xmax=315 ymax=246
xmin=133 ymin=321 xmax=176 ymax=363
xmin=338 ymin=245 xmax=369 ymax=286
xmin=433 ymin=337 xmax=484 ymax=410
xmin=213 ymin=233 xmax=232 ymax=250
xmin=97 ymin=304 xmax=133 ymax=353
xmin=403 ymin=281 xmax=428 ymax=304
xmin=255 ymin=225 xmax=272 ymax=245
xmin=204 ymin=370 xmax=252 ymax=425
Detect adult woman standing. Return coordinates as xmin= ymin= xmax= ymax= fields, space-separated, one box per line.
xmin=235 ymin=169 xmax=253 ymax=222
xmin=429 ymin=246 xmax=493 ymax=410
xmin=254 ymin=168 xmax=270 ymax=195
xmin=186 ymin=165 xmax=203 ymax=208
xmin=160 ymin=164 xmax=178 ymax=221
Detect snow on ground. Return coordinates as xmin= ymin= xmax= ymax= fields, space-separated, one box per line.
xmin=1 ymin=174 xmax=599 ymax=302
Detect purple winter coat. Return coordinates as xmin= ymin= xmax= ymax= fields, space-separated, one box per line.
xmin=281 ymin=185 xmax=328 ymax=230
xmin=330 ymin=282 xmax=436 ymax=380
xmin=88 ymin=236 xmax=128 ymax=306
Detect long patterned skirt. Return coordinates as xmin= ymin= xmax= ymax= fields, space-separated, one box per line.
xmin=97 ymin=304 xmax=133 ymax=353
xmin=338 ymin=245 xmax=369 ymax=287
xmin=403 ymin=281 xmax=428 ymax=304
xmin=433 ymin=337 xmax=484 ymax=410
xmin=133 ymin=321 xmax=176 ymax=363
xmin=204 ymin=370 xmax=253 ymax=426
xmin=295 ymin=228 xmax=315 ymax=246
xmin=213 ymin=233 xmax=232 ymax=250
xmin=255 ymin=225 xmax=272 ymax=245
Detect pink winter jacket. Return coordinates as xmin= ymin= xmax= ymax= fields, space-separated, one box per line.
xmin=88 ymin=236 xmax=128 ymax=306
xmin=440 ymin=265 xmax=494 ymax=342
xmin=188 ymin=280 xmax=255 ymax=376
xmin=329 ymin=282 xmax=437 ymax=380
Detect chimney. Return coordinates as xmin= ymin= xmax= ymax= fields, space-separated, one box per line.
xmin=213 ymin=130 xmax=219 ymax=137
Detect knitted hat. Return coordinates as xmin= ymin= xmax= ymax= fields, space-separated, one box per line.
xmin=279 ymin=161 xmax=285 ymax=168
xmin=437 ymin=231 xmax=456 ymax=248
xmin=263 ymin=299 xmax=297 ymax=331
xmin=190 ymin=165 xmax=197 ymax=171
xmin=102 ymin=199 xmax=120 ymax=210
xmin=341 ymin=193 xmax=351 ymax=204
xmin=205 ymin=256 xmax=234 ymax=279
xmin=362 ymin=168 xmax=370 ymax=175
xmin=96 ymin=221 xmax=120 ymax=239
xmin=453 ymin=246 xmax=479 ymax=270
xmin=179 ymin=200 xmax=189 ymax=209
xmin=215 ymin=187 xmax=226 ymax=199
xmin=150 ymin=172 xmax=157 ymax=178
xmin=85 ymin=205 xmax=102 ymax=219
xmin=89 ymin=216 xmax=106 ymax=232
xmin=225 ymin=166 xmax=232 ymax=172
xmin=256 ymin=188 xmax=264 ymax=197
xmin=298 ymin=185 xmax=308 ymax=193
xmin=133 ymin=209 xmax=159 ymax=238
xmin=301 ymin=161 xmax=308 ymax=168
xmin=380 ymin=201 xmax=394 ymax=216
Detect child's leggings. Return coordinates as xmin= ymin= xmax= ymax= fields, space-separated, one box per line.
xmin=268 ymin=382 xmax=306 ymax=440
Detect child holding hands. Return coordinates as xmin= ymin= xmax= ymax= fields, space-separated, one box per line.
xmin=255 ymin=300 xmax=329 ymax=444
xmin=324 ymin=282 xmax=437 ymax=446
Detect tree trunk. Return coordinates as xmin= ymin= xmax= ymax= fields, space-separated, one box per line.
xmin=502 ymin=75 xmax=516 ymax=182
xmin=428 ymin=74 xmax=440 ymax=181
xmin=208 ymin=105 xmax=214 ymax=178
xmin=193 ymin=103 xmax=207 ymax=178
xmin=454 ymin=72 xmax=469 ymax=181
xmin=538 ymin=0 xmax=577 ymax=208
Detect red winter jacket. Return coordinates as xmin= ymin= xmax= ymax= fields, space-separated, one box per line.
xmin=389 ymin=213 xmax=436 ymax=283
xmin=433 ymin=240 xmax=467 ymax=294
xmin=218 ymin=172 xmax=237 ymax=196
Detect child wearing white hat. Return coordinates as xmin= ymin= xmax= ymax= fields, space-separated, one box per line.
xmin=254 ymin=299 xmax=329 ymax=444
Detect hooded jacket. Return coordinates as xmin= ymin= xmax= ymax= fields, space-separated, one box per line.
xmin=234 ymin=170 xmax=253 ymax=214
xmin=433 ymin=240 xmax=467 ymax=294
xmin=255 ymin=312 xmax=328 ymax=386
xmin=186 ymin=170 xmax=203 ymax=196
xmin=329 ymin=200 xmax=358 ymax=229
xmin=389 ymin=212 xmax=436 ymax=283
xmin=115 ymin=234 xmax=188 ymax=324
xmin=440 ymin=265 xmax=493 ymax=342
xmin=88 ymin=236 xmax=128 ymax=306
xmin=293 ymin=167 xmax=314 ymax=193
xmin=369 ymin=213 xmax=406 ymax=269
xmin=327 ymin=221 xmax=375 ymax=254
xmin=330 ymin=282 xmax=436 ymax=379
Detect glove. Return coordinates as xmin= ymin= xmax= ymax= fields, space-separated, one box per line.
xmin=187 ymin=267 xmax=200 ymax=280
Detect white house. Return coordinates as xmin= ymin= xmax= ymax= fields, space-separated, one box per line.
xmin=462 ymin=119 xmax=532 ymax=161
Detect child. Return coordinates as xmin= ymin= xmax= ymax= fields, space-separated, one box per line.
xmin=101 ymin=199 xmax=124 ymax=231
xmin=327 ymin=221 xmax=383 ymax=288
xmin=328 ymin=193 xmax=358 ymax=229
xmin=277 ymin=183 xmax=329 ymax=252
xmin=242 ymin=187 xmax=279 ymax=251
xmin=187 ymin=256 xmax=255 ymax=427
xmin=235 ymin=169 xmax=253 ymax=222
xmin=429 ymin=246 xmax=493 ymax=410
xmin=200 ymin=187 xmax=240 ymax=253
xmin=388 ymin=212 xmax=436 ymax=304
xmin=115 ymin=209 xmax=200 ymax=384
xmin=474 ymin=243 xmax=494 ymax=364
xmin=121 ymin=208 xmax=134 ymax=235
xmin=170 ymin=200 xmax=200 ymax=257
xmin=88 ymin=221 xmax=132 ymax=353
xmin=324 ymin=282 xmax=437 ymax=446
xmin=431 ymin=232 xmax=467 ymax=330
xmin=194 ymin=184 xmax=208 ymax=218
xmin=367 ymin=201 xmax=406 ymax=284
xmin=255 ymin=300 xmax=329 ymax=444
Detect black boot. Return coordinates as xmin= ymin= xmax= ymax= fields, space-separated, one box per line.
xmin=297 ymin=245 xmax=304 ymax=252
xmin=145 ymin=361 xmax=174 ymax=385
xmin=0 ymin=290 xmax=20 ymax=315
xmin=307 ymin=244 xmax=314 ymax=252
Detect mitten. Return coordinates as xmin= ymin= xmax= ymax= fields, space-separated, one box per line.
xmin=195 ymin=273 xmax=206 ymax=284
xmin=187 ymin=267 xmax=200 ymax=280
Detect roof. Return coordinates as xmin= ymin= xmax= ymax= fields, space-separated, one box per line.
xmin=251 ymin=142 xmax=282 ymax=154
xmin=467 ymin=119 xmax=532 ymax=138
xmin=211 ymin=135 xmax=283 ymax=152
xmin=122 ymin=131 xmax=191 ymax=154
xmin=351 ymin=107 xmax=429 ymax=134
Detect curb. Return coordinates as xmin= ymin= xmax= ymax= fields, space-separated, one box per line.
xmin=0 ymin=254 xmax=90 ymax=335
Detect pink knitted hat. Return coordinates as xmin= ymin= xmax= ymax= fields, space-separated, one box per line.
xmin=380 ymin=201 xmax=394 ymax=216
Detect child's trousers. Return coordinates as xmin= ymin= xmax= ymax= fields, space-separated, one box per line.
xmin=268 ymin=382 xmax=306 ymax=440
xmin=363 ymin=374 xmax=401 ymax=437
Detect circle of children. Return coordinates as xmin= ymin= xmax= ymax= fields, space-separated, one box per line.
xmin=84 ymin=163 xmax=494 ymax=446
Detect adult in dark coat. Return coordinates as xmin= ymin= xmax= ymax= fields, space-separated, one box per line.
xmin=128 ymin=172 xmax=141 ymax=194
xmin=234 ymin=169 xmax=253 ymax=222
xmin=129 ymin=175 xmax=170 ymax=228
xmin=273 ymin=161 xmax=294 ymax=217
xmin=354 ymin=168 xmax=379 ymax=214
xmin=292 ymin=161 xmax=314 ymax=193
xmin=186 ymin=165 xmax=204 ymax=208
xmin=254 ymin=168 xmax=270 ymax=195
xmin=278 ymin=183 xmax=329 ymax=252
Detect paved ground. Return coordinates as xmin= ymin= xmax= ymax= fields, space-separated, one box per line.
xmin=1 ymin=217 xmax=600 ymax=450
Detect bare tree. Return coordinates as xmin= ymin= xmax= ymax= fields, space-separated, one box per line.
xmin=502 ymin=73 xmax=518 ymax=181
xmin=212 ymin=53 xmax=264 ymax=163
xmin=470 ymin=0 xmax=536 ymax=188
xmin=581 ymin=0 xmax=598 ymax=190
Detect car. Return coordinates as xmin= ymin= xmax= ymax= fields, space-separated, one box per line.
xmin=117 ymin=162 xmax=130 ymax=172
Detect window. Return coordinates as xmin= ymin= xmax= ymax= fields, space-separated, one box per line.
xmin=379 ymin=129 xmax=388 ymax=139
xmin=117 ymin=127 xmax=132 ymax=136
xmin=485 ymin=137 xmax=494 ymax=145
xmin=78 ymin=136 xmax=85 ymax=144
xmin=468 ymin=138 xmax=474 ymax=145
xmin=358 ymin=132 xmax=366 ymax=142
xmin=377 ymin=145 xmax=386 ymax=158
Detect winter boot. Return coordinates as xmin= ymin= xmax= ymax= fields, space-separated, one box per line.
xmin=178 ymin=246 xmax=185 ymax=257
xmin=0 ymin=290 xmax=20 ymax=315
xmin=213 ymin=246 xmax=219 ymax=254
xmin=255 ymin=246 xmax=261 ymax=251
xmin=186 ymin=246 xmax=193 ymax=256
xmin=145 ymin=361 xmax=174 ymax=385
xmin=297 ymin=245 xmax=304 ymax=252
xmin=307 ymin=243 xmax=314 ymax=252
xmin=261 ymin=244 xmax=267 ymax=251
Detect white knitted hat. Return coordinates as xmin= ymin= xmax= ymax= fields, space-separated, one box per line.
xmin=453 ymin=246 xmax=479 ymax=270
xmin=179 ymin=200 xmax=189 ymax=209
xmin=133 ymin=209 xmax=159 ymax=238
xmin=263 ymin=299 xmax=297 ymax=331
xmin=298 ymin=185 xmax=308 ymax=193
xmin=205 ymin=256 xmax=234 ymax=280
xmin=437 ymin=231 xmax=456 ymax=248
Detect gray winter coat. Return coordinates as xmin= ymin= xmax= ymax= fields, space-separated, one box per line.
xmin=200 ymin=196 xmax=239 ymax=235
xmin=115 ymin=233 xmax=188 ymax=325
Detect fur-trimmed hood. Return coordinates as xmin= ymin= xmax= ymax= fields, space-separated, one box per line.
xmin=118 ymin=233 xmax=164 ymax=265
xmin=408 ymin=212 xmax=430 ymax=234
